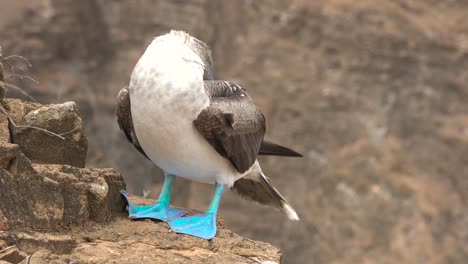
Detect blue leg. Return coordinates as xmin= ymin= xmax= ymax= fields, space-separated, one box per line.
xmin=120 ymin=174 xmax=186 ymax=222
xmin=169 ymin=183 xmax=224 ymax=239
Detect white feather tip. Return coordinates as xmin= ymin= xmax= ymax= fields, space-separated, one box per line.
xmin=282 ymin=202 xmax=300 ymax=221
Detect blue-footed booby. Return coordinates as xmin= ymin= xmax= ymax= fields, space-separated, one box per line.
xmin=117 ymin=30 xmax=302 ymax=239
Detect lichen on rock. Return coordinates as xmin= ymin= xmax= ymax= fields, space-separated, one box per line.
xmin=5 ymin=99 xmax=88 ymax=168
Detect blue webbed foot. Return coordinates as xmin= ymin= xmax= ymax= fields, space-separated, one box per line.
xmin=169 ymin=213 xmax=217 ymax=239
xmin=120 ymin=190 xmax=186 ymax=222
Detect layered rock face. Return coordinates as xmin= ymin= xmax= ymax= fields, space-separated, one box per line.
xmin=0 ymin=64 xmax=281 ymax=263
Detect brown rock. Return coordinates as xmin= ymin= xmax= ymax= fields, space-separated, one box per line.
xmin=1 ymin=152 xmax=279 ymax=263
xmin=33 ymin=164 xmax=127 ymax=224
xmin=15 ymin=210 xmax=280 ymax=264
xmin=14 ymin=233 xmax=76 ymax=255
xmin=0 ymin=211 xmax=8 ymax=231
xmin=4 ymin=99 xmax=87 ymax=167
xmin=0 ymin=142 xmax=36 ymax=180
xmin=4 ymin=216 xmax=281 ymax=264
xmin=0 ymin=245 xmax=27 ymax=264
xmin=17 ymin=250 xmax=64 ymax=264
xmin=0 ymin=108 xmax=124 ymax=231
xmin=0 ymin=143 xmax=18 ymax=172
xmin=0 ymin=155 xmax=125 ymax=231
xmin=0 ymin=112 xmax=9 ymax=144
xmin=0 ymin=56 xmax=4 ymax=100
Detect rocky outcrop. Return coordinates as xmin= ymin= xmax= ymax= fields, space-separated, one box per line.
xmin=7 ymin=100 xmax=87 ymax=168
xmin=0 ymin=66 xmax=280 ymax=263
xmin=10 ymin=195 xmax=280 ymax=264
xmin=2 ymin=1 xmax=468 ymax=263
xmin=1 ymin=193 xmax=280 ymax=264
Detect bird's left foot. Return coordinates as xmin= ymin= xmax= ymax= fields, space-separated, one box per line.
xmin=169 ymin=213 xmax=217 ymax=239
xmin=120 ymin=191 xmax=186 ymax=222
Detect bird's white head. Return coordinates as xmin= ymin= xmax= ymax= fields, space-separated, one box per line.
xmin=129 ymin=30 xmax=213 ymax=119
xmin=148 ymin=30 xmax=214 ymax=80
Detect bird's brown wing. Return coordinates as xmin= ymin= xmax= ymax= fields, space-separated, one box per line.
xmin=116 ymin=86 xmax=149 ymax=159
xmin=194 ymin=81 xmax=265 ymax=173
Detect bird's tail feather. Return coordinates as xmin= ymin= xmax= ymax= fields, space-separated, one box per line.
xmin=259 ymin=140 xmax=303 ymax=157
xmin=231 ymin=170 xmax=299 ymax=221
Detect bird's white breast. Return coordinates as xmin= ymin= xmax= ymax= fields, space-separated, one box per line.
xmin=128 ymin=37 xmax=242 ymax=186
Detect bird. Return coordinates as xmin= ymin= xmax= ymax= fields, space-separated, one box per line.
xmin=117 ymin=30 xmax=302 ymax=239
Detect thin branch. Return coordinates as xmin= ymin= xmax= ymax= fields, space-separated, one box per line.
xmin=58 ymin=125 xmax=81 ymax=136
xmin=0 ymin=57 xmax=31 ymax=73
xmin=0 ymin=57 xmax=16 ymax=73
xmin=1 ymin=48 xmax=40 ymax=104
xmin=26 ymin=251 xmax=35 ymax=264
xmin=5 ymin=73 xmax=40 ymax=84
xmin=4 ymin=55 xmax=33 ymax=68
xmin=4 ymin=83 xmax=37 ymax=102
xmin=0 ymin=245 xmax=16 ymax=253
xmin=0 ymin=50 xmax=32 ymax=74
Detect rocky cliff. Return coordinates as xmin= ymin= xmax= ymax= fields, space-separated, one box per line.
xmin=0 ymin=65 xmax=281 ymax=263
xmin=1 ymin=1 xmax=468 ymax=263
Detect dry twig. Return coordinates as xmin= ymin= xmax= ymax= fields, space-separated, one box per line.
xmin=5 ymin=73 xmax=39 ymax=84
xmin=26 ymin=251 xmax=35 ymax=264
xmin=0 ymin=244 xmax=16 ymax=253
xmin=1 ymin=45 xmax=38 ymax=101
xmin=1 ymin=54 xmax=33 ymax=72
xmin=4 ymin=83 xmax=37 ymax=102
xmin=59 ymin=124 xmax=81 ymax=136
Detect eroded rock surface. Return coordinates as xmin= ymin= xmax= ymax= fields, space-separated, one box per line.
xmin=11 ymin=195 xmax=280 ymax=264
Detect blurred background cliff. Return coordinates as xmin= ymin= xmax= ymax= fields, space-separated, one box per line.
xmin=1 ymin=1 xmax=467 ymax=263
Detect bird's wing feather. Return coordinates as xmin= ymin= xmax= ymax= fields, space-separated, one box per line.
xmin=194 ymin=81 xmax=266 ymax=173
xmin=116 ymin=86 xmax=149 ymax=159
